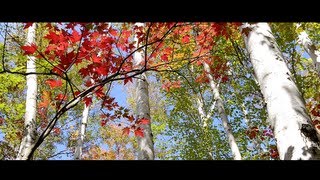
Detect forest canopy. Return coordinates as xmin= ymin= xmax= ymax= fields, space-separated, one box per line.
xmin=0 ymin=22 xmax=319 ymax=160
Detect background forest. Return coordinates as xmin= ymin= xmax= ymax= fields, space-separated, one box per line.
xmin=0 ymin=22 xmax=319 ymax=160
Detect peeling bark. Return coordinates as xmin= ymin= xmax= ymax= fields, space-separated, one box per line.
xmin=243 ymin=22 xmax=320 ymax=159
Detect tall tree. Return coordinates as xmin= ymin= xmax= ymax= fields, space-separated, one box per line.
xmin=242 ymin=22 xmax=320 ymax=159
xmin=133 ymin=23 xmax=154 ymax=160
xmin=202 ymin=62 xmax=242 ymax=160
xmin=16 ymin=23 xmax=38 ymax=160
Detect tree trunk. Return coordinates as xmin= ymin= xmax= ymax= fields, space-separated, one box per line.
xmin=202 ymin=62 xmax=242 ymax=160
xmin=242 ymin=22 xmax=320 ymax=159
xmin=297 ymin=27 xmax=320 ymax=74
xmin=17 ymin=23 xmax=38 ymax=160
xmin=134 ymin=23 xmax=154 ymax=160
xmin=74 ymin=104 xmax=89 ymax=160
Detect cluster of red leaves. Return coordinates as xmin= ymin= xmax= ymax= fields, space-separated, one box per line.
xmin=269 ymin=145 xmax=279 ymax=159
xmin=22 ymin=22 xmax=241 ymax=139
xmin=122 ymin=118 xmax=150 ymax=138
xmin=246 ymin=126 xmax=278 ymax=159
xmin=246 ymin=126 xmax=259 ymax=139
xmin=246 ymin=126 xmax=274 ymax=140
xmin=98 ymin=94 xmax=150 ymax=137
xmin=21 ymin=44 xmax=37 ymax=55
xmin=313 ymin=120 xmax=320 ymax=130
xmin=53 ymin=127 xmax=61 ymax=135
xmin=161 ymin=80 xmax=181 ymax=92
xmin=306 ymin=100 xmax=320 ymax=131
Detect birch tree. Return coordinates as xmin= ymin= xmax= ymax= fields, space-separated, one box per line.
xmin=17 ymin=23 xmax=37 ymax=160
xmin=242 ymin=22 xmax=320 ymax=160
xmin=202 ymin=62 xmax=242 ymax=160
xmin=133 ymin=23 xmax=154 ymax=160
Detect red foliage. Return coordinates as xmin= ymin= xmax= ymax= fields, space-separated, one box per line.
xmin=313 ymin=120 xmax=320 ymax=125
xmin=124 ymin=75 xmax=133 ymax=85
xmin=269 ymin=145 xmax=279 ymax=159
xmin=46 ymin=79 xmax=63 ymax=88
xmin=21 ymin=44 xmax=37 ymax=55
xmin=182 ymin=35 xmax=190 ymax=43
xmin=24 ymin=23 xmax=34 ymax=29
xmin=101 ymin=120 xmax=107 ymax=127
xmin=83 ymin=97 xmax=92 ymax=107
xmin=137 ymin=118 xmax=150 ymax=125
xmin=18 ymin=22 xmax=240 ymax=141
xmin=55 ymin=93 xmax=67 ymax=101
xmin=127 ymin=115 xmax=135 ymax=122
xmin=134 ymin=127 xmax=144 ymax=137
xmin=53 ymin=128 xmax=61 ymax=135
xmin=122 ymin=127 xmax=130 ymax=136
xmin=161 ymin=80 xmax=181 ymax=92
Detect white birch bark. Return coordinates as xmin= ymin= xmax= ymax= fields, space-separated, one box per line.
xmin=202 ymin=62 xmax=242 ymax=160
xmin=133 ymin=23 xmax=154 ymax=160
xmin=17 ymin=23 xmax=38 ymax=160
xmin=242 ymin=22 xmax=320 ymax=159
xmin=297 ymin=27 xmax=320 ymax=74
xmin=74 ymin=104 xmax=89 ymax=160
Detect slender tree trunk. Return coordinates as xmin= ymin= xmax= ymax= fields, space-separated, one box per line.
xmin=17 ymin=23 xmax=38 ymax=160
xmin=202 ymin=62 xmax=242 ymax=160
xmin=74 ymin=104 xmax=89 ymax=160
xmin=297 ymin=27 xmax=320 ymax=74
xmin=134 ymin=23 xmax=154 ymax=160
xmin=196 ymin=98 xmax=207 ymax=128
xmin=242 ymin=22 xmax=320 ymax=159
xmin=196 ymin=84 xmax=218 ymax=129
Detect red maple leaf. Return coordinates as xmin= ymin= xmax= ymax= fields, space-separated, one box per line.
xmin=55 ymin=93 xmax=67 ymax=101
xmin=95 ymin=66 xmax=108 ymax=76
xmin=160 ymin=54 xmax=169 ymax=61
xmin=44 ymin=31 xmax=60 ymax=44
xmin=74 ymin=91 xmax=81 ymax=97
xmin=95 ymin=88 xmax=105 ymax=98
xmin=134 ymin=128 xmax=144 ymax=137
xmin=71 ymin=30 xmax=81 ymax=43
xmin=46 ymin=79 xmax=63 ymax=88
xmin=139 ymin=118 xmax=150 ymax=125
xmin=127 ymin=115 xmax=135 ymax=122
xmin=0 ymin=117 xmax=4 ymax=125
xmin=171 ymin=81 xmax=181 ymax=89
xmin=21 ymin=44 xmax=37 ymax=55
xmin=312 ymin=120 xmax=320 ymax=125
xmin=162 ymin=81 xmax=171 ymax=92
xmin=53 ymin=128 xmax=61 ymax=135
xmin=182 ymin=35 xmax=190 ymax=43
xmin=101 ymin=120 xmax=106 ymax=127
xmin=24 ymin=22 xmax=33 ymax=29
xmin=83 ymin=97 xmax=92 ymax=107
xmin=124 ymin=75 xmax=133 ymax=85
xmin=108 ymin=28 xmax=118 ymax=36
xmin=122 ymin=127 xmax=130 ymax=136
xmin=92 ymin=53 xmax=102 ymax=63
